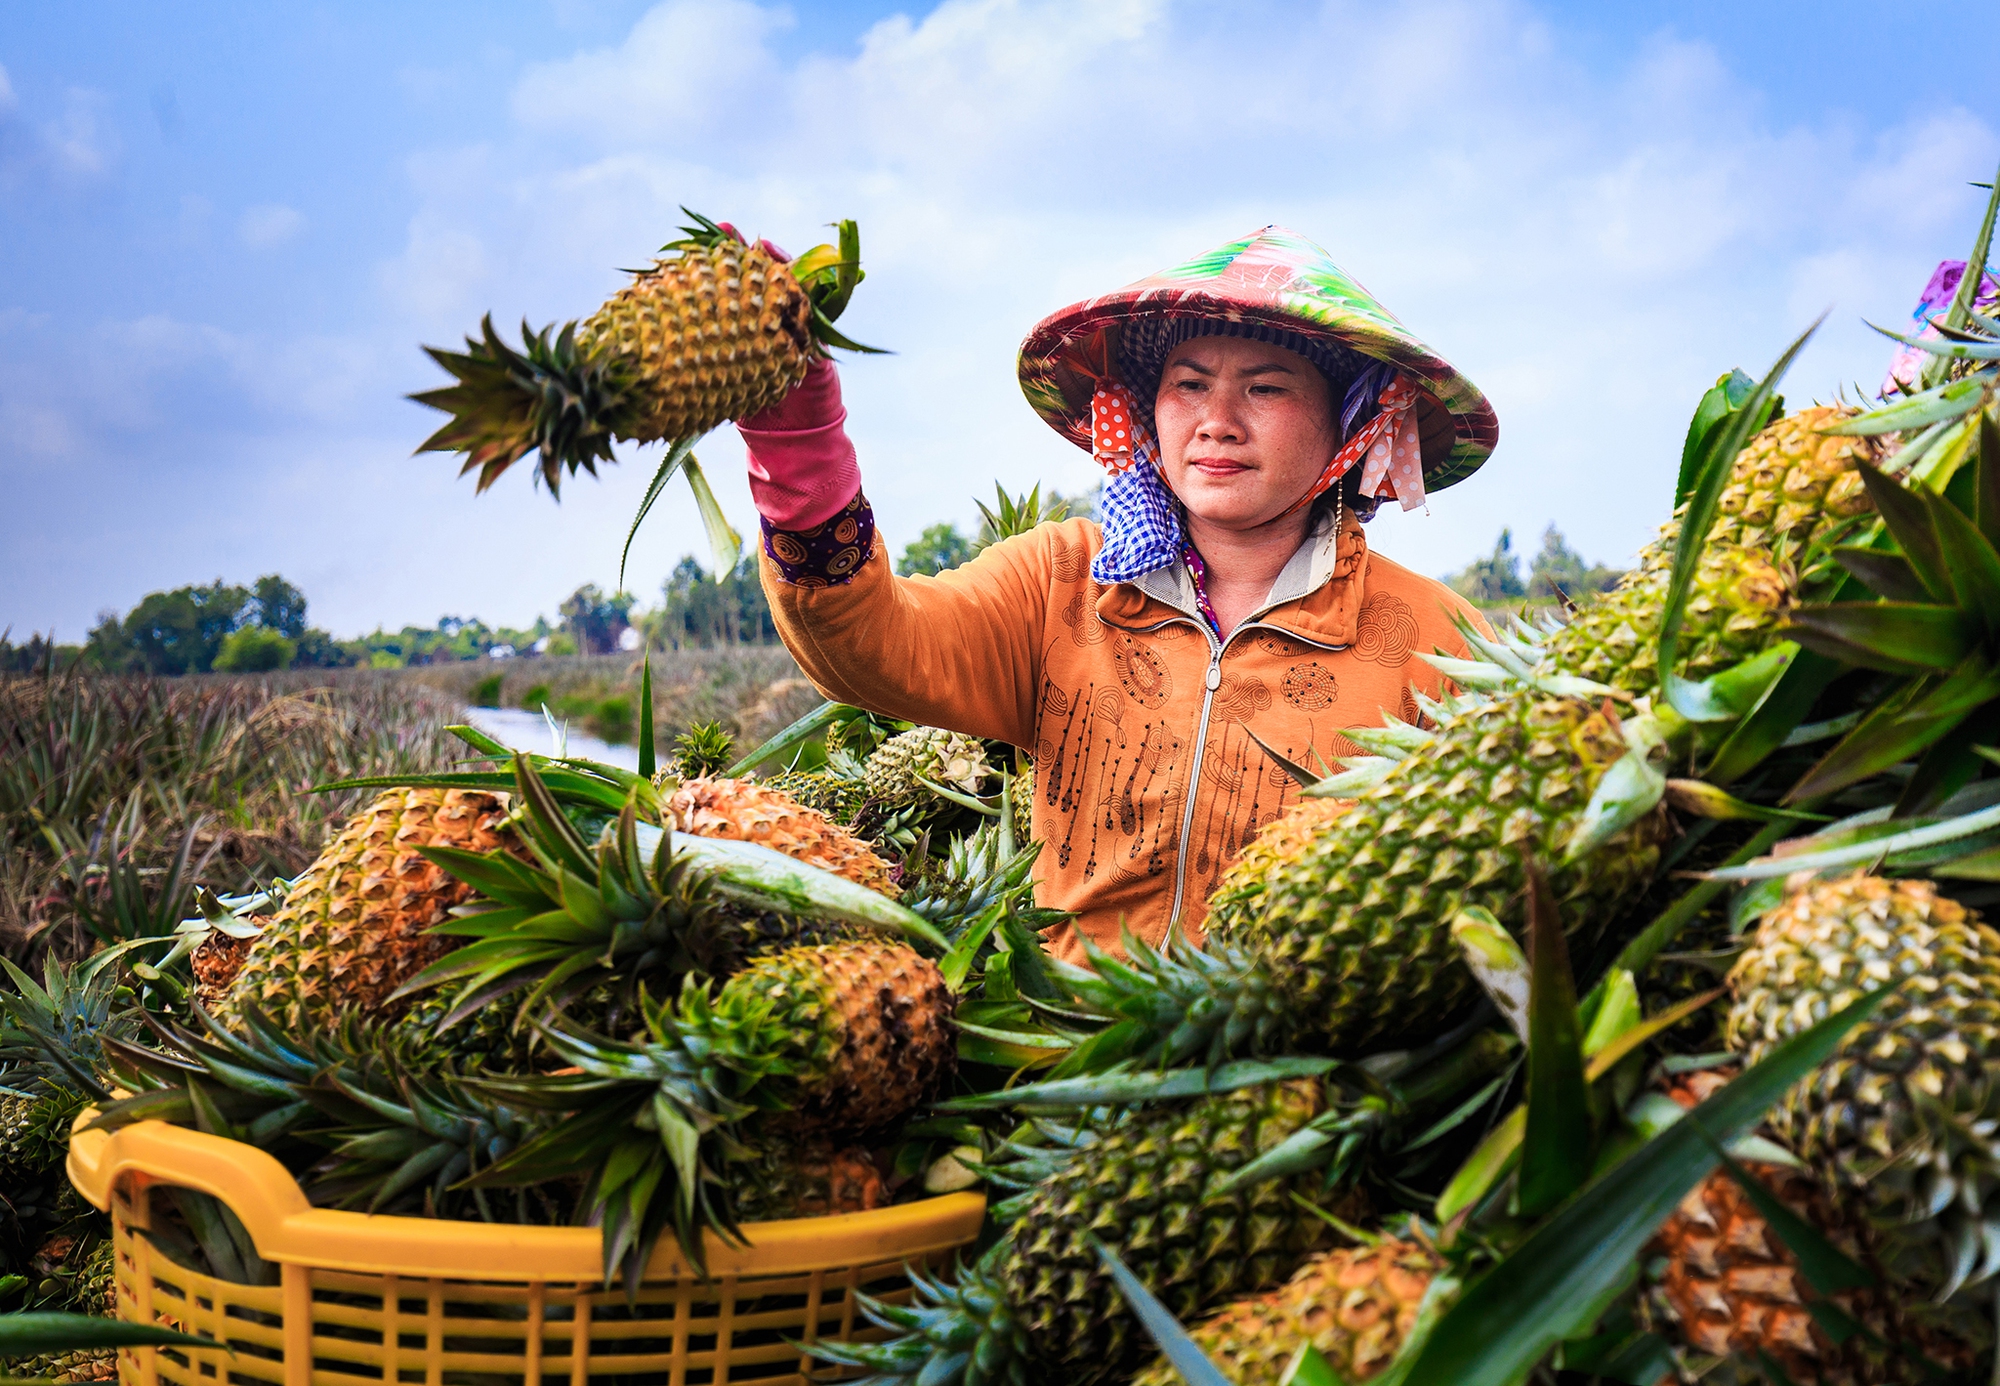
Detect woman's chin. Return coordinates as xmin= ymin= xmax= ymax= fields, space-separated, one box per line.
xmin=1181 ymin=493 xmax=1289 ymax=532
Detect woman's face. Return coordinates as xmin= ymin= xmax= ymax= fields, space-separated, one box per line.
xmin=1152 ymin=335 xmax=1338 ymax=531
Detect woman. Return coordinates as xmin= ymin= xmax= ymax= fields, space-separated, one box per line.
xmin=736 ymin=226 xmax=1498 ymax=965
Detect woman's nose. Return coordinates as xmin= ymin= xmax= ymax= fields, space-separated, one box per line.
xmin=1195 ymin=405 xmax=1245 ymax=443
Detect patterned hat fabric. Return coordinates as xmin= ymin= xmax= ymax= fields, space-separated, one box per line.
xmin=1018 ymin=225 xmax=1499 ymax=492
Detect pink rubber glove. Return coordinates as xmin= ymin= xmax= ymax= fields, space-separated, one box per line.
xmin=737 ymin=353 xmax=860 ymax=531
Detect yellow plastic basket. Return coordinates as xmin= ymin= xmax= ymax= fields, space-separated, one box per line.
xmin=69 ymin=1118 xmax=985 ymax=1386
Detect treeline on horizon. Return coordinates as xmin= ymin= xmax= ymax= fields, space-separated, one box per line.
xmin=4 ymin=491 xmax=1623 ymax=677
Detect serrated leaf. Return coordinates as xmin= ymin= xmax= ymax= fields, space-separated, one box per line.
xmin=1785 ymin=601 xmax=1973 ymax=674
xmin=1818 ymin=375 xmax=1989 ymax=434
xmin=0 ymin=1314 xmax=220 ymax=1356
xmin=1834 ymin=547 xmax=1930 ymax=603
xmin=1518 ymin=861 xmax=1590 ymax=1218
xmin=1856 ymin=463 xmax=1953 ymax=601
xmin=1090 ymin=1237 xmax=1235 ymax=1386
xmin=680 ymin=455 xmax=741 ymax=578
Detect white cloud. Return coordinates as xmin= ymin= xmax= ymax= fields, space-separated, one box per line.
xmin=239 ymin=203 xmax=305 ymax=247
xmin=364 ymin=0 xmax=1994 ymax=622
xmin=11 ymin=0 xmax=1997 ymax=641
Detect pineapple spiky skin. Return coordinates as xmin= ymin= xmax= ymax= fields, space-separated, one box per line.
xmin=819 ymin=1081 xmax=1331 ymax=1386
xmin=741 ymin=941 xmax=955 ymax=1133
xmin=222 ymin=788 xmax=521 ymax=1031
xmin=863 ymin=727 xmax=994 ymax=809
xmin=1129 ymin=1238 xmax=1439 ymax=1386
xmin=761 ymin=768 xmax=866 ymax=823
xmin=1644 ymin=1069 xmax=1912 ymax=1385
xmin=1544 ymin=406 xmax=1877 ymax=692
xmin=1726 ymin=874 xmax=2000 ymax=1283
xmin=190 ymin=925 xmax=256 ymax=1012
xmin=1204 ymin=688 xmax=1670 ymax=1053
xmin=662 ymin=775 xmax=897 ymax=896
xmin=577 ymin=236 xmax=814 ymax=444
xmin=729 ymin=1138 xmax=886 ymax=1222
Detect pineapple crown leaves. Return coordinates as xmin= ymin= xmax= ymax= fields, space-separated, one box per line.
xmin=462 ymin=980 xmax=809 ymax=1286
xmin=672 ymin=721 xmax=737 ymax=778
xmin=411 ymin=315 xmax=635 ymax=495
xmin=974 ymin=482 xmax=1072 ymax=551
xmin=806 ymin=1251 xmax=1033 ymax=1385
xmin=0 ymin=941 xmax=152 ymax=1100
xmin=1041 ymin=930 xmax=1293 ymax=1075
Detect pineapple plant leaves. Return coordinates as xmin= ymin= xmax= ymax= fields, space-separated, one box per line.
xmin=1516 ymin=862 xmax=1589 ymax=1218
xmin=1674 ymin=368 xmax=1764 ymax=509
xmin=636 ymin=654 xmax=656 ymax=779
xmin=1658 ymin=317 xmax=1821 ymax=723
xmin=618 ymin=435 xmax=696 ymax=588
xmin=1400 ymin=986 xmax=1890 ymax=1386
xmin=0 ymin=1313 xmax=217 ymax=1357
xmin=1088 ymin=1237 xmax=1237 ymax=1386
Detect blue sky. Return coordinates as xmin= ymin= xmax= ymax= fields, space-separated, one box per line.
xmin=4 ymin=1 xmax=1995 ymax=641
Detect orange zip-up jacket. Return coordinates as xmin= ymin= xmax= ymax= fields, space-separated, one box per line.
xmin=762 ymin=495 xmax=1489 ymax=965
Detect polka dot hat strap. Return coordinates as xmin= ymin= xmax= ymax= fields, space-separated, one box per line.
xmin=1280 ymin=373 xmax=1427 ymax=518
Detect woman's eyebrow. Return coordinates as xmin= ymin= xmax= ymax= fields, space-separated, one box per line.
xmin=1238 ymin=362 xmax=1296 ymax=376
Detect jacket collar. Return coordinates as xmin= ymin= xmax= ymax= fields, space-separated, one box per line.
xmin=1097 ymin=509 xmax=1371 ymax=648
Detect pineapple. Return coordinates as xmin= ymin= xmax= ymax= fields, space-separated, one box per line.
xmin=1643 ymin=1069 xmax=1909 ymax=1385
xmin=470 ymin=939 xmax=955 ymax=1280
xmin=189 ymin=925 xmax=256 ymax=1012
xmin=863 ymin=726 xmax=995 ymax=808
xmin=729 ymin=1138 xmax=887 ymax=1222
xmin=762 ymin=767 xmax=866 ymax=822
xmin=222 ymin=787 xmax=520 ymax=1030
xmin=1128 ymin=1238 xmax=1439 ymax=1386
xmin=2 ymin=1238 xmax=118 ymax=1384
xmin=1725 ymin=874 xmax=2000 ymax=1294
xmin=663 ymin=774 xmax=896 ymax=896
xmin=413 ymin=213 xmax=878 ymax=494
xmin=1540 ymin=406 xmax=1877 ymax=692
xmin=813 ymin=1082 xmax=1332 ymax=1385
xmin=0 ymin=1084 xmax=86 ymax=1177
xmin=1176 ymin=688 xmax=1672 ymax=1058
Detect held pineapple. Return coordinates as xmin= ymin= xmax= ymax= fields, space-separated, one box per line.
xmin=813 ymin=1081 xmax=1332 ymax=1386
xmin=1725 ymin=874 xmax=2000 ymax=1294
xmin=413 ymin=213 xmax=880 ymax=495
xmin=1129 ymin=1238 xmax=1440 ymax=1386
xmin=662 ymin=774 xmax=897 ymax=896
xmin=1541 ymin=405 xmax=1877 ymax=692
xmin=222 ymin=787 xmax=521 ymax=1030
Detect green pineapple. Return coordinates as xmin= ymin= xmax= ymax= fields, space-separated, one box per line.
xmin=1726 ymin=872 xmax=2000 ymax=1295
xmin=762 ymin=767 xmax=866 ymax=822
xmin=1538 ymin=405 xmax=1876 ymax=692
xmin=813 ymin=1081 xmax=1331 ymax=1385
xmin=864 ymin=726 xmax=996 ymax=808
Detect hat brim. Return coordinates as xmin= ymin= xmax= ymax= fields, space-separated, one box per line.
xmin=1017 ymin=228 xmax=1498 ymax=492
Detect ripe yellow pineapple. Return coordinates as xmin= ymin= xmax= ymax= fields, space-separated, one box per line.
xmin=1644 ymin=1069 xmax=1907 ymax=1385
xmin=222 ymin=788 xmax=521 ymax=1029
xmin=414 ymin=213 xmax=878 ymax=495
xmin=663 ymin=775 xmax=897 ymax=896
xmin=1129 ymin=1238 xmax=1439 ymax=1386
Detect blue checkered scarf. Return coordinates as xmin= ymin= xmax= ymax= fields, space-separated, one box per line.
xmin=1090 ymin=319 xmax=1392 ymax=585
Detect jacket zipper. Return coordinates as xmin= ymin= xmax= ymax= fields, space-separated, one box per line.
xmin=1162 ymin=615 xmax=1347 ymax=942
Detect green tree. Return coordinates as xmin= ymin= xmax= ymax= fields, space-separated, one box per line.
xmin=643 ymin=556 xmax=776 ymax=649
xmin=212 ymin=626 xmax=297 ymax=672
xmin=251 ymin=574 xmax=309 ymax=637
xmin=1445 ymin=530 xmax=1527 ymax=604
xmin=1527 ymin=526 xmax=1625 ymax=600
xmin=898 ymin=522 xmax=976 ymax=576
xmin=100 ymin=580 xmax=249 ymax=674
xmin=559 ymin=585 xmax=637 ymax=655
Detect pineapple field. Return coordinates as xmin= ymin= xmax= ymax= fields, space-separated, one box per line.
xmin=8 ymin=181 xmax=2000 ymax=1386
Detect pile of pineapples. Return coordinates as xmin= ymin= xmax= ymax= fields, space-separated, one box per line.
xmin=13 ymin=185 xmax=2000 ymax=1386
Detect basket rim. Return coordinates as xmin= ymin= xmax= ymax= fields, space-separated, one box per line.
xmin=71 ymin=1115 xmax=986 ymax=1282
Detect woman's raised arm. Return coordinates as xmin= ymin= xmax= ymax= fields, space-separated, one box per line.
xmin=739 ymin=360 xmax=1048 ymax=750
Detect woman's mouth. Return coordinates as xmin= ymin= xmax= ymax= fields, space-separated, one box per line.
xmin=1188 ymin=457 xmax=1252 ymax=477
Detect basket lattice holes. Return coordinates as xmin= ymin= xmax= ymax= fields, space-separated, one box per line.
xmin=108 ymin=1175 xmax=959 ymax=1386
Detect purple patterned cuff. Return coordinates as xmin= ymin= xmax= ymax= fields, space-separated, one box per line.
xmin=761 ymin=491 xmax=876 ymax=587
